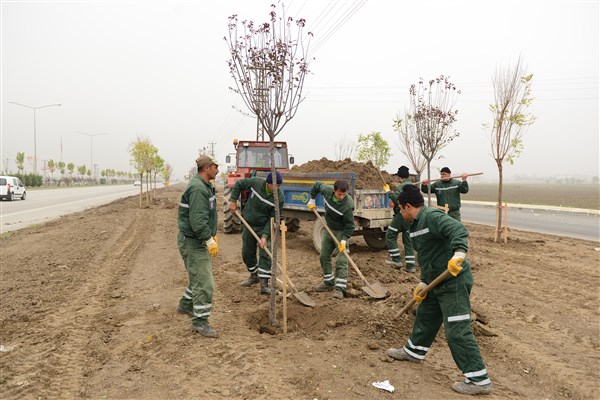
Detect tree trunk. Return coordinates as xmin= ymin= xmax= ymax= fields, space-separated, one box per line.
xmin=495 ymin=163 xmax=504 ymax=242
xmin=139 ymin=173 xmax=143 ymax=208
xmin=425 ymin=160 xmax=432 ymax=206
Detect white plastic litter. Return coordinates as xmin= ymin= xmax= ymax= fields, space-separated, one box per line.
xmin=0 ymin=345 xmax=15 ymax=353
xmin=372 ymin=380 xmax=395 ymax=393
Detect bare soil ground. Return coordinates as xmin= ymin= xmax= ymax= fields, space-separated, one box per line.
xmin=1 ymin=184 xmax=599 ymax=400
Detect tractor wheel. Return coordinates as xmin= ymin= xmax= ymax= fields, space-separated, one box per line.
xmin=285 ymin=218 xmax=301 ymax=233
xmin=222 ymin=187 xmax=242 ymax=234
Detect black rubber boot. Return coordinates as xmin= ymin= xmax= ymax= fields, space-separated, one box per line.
xmin=259 ymin=278 xmax=272 ymax=295
xmin=240 ymin=272 xmax=259 ymax=287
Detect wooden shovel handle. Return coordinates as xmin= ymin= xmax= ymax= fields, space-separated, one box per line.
xmin=233 ymin=210 xmax=300 ymax=293
xmin=415 ymin=172 xmax=483 ymax=185
xmin=394 ymin=270 xmax=452 ymax=319
xmin=310 ymin=208 xmax=372 ymax=287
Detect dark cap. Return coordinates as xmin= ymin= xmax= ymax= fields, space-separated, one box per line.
xmin=397 ymin=165 xmax=410 ymax=178
xmin=398 ymin=185 xmax=424 ymax=207
xmin=266 ymin=171 xmax=283 ymax=185
xmin=440 ymin=167 xmax=451 ymax=174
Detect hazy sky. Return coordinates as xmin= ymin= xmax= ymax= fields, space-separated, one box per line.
xmin=2 ymin=0 xmax=598 ymax=182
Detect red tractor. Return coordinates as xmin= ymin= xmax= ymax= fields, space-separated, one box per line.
xmin=222 ymin=139 xmax=294 ymax=233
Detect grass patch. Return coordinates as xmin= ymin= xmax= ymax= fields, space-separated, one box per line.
xmin=466 ymin=183 xmax=599 ymax=210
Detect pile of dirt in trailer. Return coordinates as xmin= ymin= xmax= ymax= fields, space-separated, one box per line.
xmin=290 ymin=158 xmax=399 ymax=189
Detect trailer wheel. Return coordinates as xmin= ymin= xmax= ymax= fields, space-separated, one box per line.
xmin=311 ymin=217 xmax=325 ymax=253
xmin=363 ymin=232 xmax=388 ymax=250
xmin=222 ymin=187 xmax=242 ymax=234
xmin=285 ymin=218 xmax=300 ymax=233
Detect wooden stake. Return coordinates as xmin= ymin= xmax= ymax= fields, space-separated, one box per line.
xmin=280 ymin=219 xmax=288 ymax=334
xmin=503 ymin=203 xmax=509 ymax=244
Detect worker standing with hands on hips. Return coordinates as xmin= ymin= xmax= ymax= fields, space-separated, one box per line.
xmin=386 ymin=185 xmax=493 ymax=395
xmin=421 ymin=167 xmax=469 ymax=221
xmin=229 ymin=171 xmax=284 ymax=295
xmin=307 ymin=180 xmax=355 ymax=300
xmin=383 ymin=165 xmax=416 ymax=272
xmin=176 ymin=155 xmax=220 ymax=338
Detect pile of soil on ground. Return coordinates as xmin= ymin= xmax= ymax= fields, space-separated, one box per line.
xmin=290 ymin=157 xmax=399 ymax=189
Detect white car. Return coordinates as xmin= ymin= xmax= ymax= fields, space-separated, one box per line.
xmin=0 ymin=175 xmax=26 ymax=201
xmin=133 ymin=180 xmax=142 ymax=186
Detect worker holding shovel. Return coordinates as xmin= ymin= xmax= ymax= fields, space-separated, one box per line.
xmin=229 ymin=171 xmax=284 ymax=296
xmin=307 ymin=180 xmax=355 ymax=300
xmin=383 ymin=165 xmax=416 ymax=272
xmin=386 ymin=185 xmax=493 ymax=396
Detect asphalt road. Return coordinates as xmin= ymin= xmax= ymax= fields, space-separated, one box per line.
xmin=461 ymin=203 xmax=600 ymax=242
xmin=0 ymin=185 xmax=143 ymax=233
xmin=1 ymin=186 xmax=598 ymax=242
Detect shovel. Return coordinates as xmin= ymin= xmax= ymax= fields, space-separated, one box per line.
xmin=394 ymin=270 xmax=452 ymax=319
xmin=311 ymin=208 xmax=388 ymax=299
xmin=234 ymin=210 xmax=316 ymax=307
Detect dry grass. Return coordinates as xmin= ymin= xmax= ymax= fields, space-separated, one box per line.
xmin=465 ymin=183 xmax=599 ymax=210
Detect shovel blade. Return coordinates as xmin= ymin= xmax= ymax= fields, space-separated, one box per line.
xmin=361 ymin=281 xmax=388 ymax=299
xmin=293 ymin=291 xmax=316 ymax=307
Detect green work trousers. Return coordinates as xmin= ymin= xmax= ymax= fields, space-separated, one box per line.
xmin=385 ymin=213 xmax=415 ymax=268
xmin=320 ymin=229 xmax=349 ymax=292
xmin=241 ymin=227 xmax=272 ymax=279
xmin=448 ymin=209 xmax=462 ymax=221
xmin=402 ymin=269 xmax=490 ymax=385
xmin=177 ymin=231 xmax=214 ymax=326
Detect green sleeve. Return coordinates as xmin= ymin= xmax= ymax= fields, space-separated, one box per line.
xmin=435 ymin=211 xmax=469 ymax=253
xmin=342 ymin=206 xmax=355 ymax=240
xmin=189 ymin=187 xmax=212 ymax=241
xmin=231 ymin=177 xmax=255 ymax=201
xmin=310 ymin=181 xmax=326 ymax=199
xmin=459 ymin=180 xmax=469 ymax=194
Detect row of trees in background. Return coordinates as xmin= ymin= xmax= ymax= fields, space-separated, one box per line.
xmin=128 ymin=135 xmax=173 ymax=208
xmin=7 ymin=151 xmax=134 ymax=187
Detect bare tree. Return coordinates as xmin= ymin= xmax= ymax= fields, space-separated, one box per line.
xmin=485 ymin=56 xmax=535 ymax=242
xmin=409 ymin=75 xmax=461 ymax=205
xmin=334 ymin=135 xmax=356 ymax=160
xmin=226 ymin=3 xmax=313 ymax=324
xmin=393 ymin=111 xmax=427 ymax=178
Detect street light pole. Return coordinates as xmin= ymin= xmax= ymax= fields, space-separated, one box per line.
xmin=77 ymin=132 xmax=108 ymax=180
xmin=8 ymin=102 xmax=61 ymax=174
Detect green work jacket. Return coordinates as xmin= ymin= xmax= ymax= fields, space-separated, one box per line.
xmin=408 ymin=206 xmax=471 ymax=284
xmin=421 ymin=179 xmax=468 ymax=211
xmin=230 ymin=177 xmax=284 ymax=239
xmin=310 ymin=182 xmax=355 ymax=240
xmin=178 ymin=174 xmax=218 ymax=241
xmin=388 ymin=179 xmax=414 ymax=214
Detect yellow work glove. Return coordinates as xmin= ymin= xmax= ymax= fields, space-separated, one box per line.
xmin=447 ymin=251 xmax=465 ymax=276
xmin=307 ymin=198 xmax=316 ymax=210
xmin=337 ymin=239 xmax=347 ymax=253
xmin=413 ymin=282 xmax=428 ymax=303
xmin=383 ymin=184 xmax=390 ymax=192
xmin=206 ymin=237 xmax=219 ymax=257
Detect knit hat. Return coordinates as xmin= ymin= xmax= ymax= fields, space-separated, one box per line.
xmin=398 ymin=185 xmax=424 ymax=207
xmin=196 ymin=155 xmax=218 ymax=169
xmin=440 ymin=167 xmax=451 ymax=174
xmin=397 ymin=165 xmax=410 ymax=178
xmin=266 ymin=171 xmax=283 ymax=185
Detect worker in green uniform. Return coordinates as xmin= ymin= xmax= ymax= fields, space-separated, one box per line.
xmin=228 ymin=171 xmax=284 ymax=295
xmin=307 ymin=180 xmax=355 ymax=300
xmin=176 ymin=155 xmax=220 ymax=338
xmin=383 ymin=165 xmax=416 ymax=272
xmin=421 ymin=167 xmax=469 ymax=221
xmin=386 ymin=185 xmax=493 ymax=395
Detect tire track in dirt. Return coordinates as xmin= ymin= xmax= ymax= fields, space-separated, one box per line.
xmin=1 ymin=209 xmax=153 ymax=399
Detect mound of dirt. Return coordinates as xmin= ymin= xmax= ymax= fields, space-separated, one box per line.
xmin=290 ymin=157 xmax=399 ymax=189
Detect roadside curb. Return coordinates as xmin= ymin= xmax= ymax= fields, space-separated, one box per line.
xmin=461 ymin=200 xmax=600 ymax=216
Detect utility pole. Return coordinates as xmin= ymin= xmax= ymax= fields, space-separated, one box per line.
xmin=249 ymin=66 xmax=268 ymax=141
xmin=208 ymin=142 xmax=216 ymax=158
